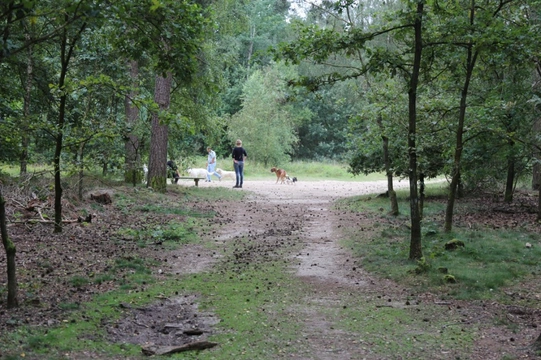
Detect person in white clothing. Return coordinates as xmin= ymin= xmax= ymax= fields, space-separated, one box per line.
xmin=206 ymin=147 xmax=222 ymax=182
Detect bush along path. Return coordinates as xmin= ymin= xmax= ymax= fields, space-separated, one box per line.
xmin=1 ymin=180 xmax=540 ymax=359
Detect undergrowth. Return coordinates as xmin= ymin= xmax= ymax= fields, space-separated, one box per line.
xmin=337 ymin=185 xmax=541 ymax=302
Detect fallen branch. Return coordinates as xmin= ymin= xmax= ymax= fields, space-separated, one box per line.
xmin=141 ymin=341 xmax=218 ymax=356
xmin=9 ymin=219 xmax=82 ymax=225
xmin=36 ymin=207 xmax=47 ymax=222
xmin=133 ymin=320 xmax=149 ymax=328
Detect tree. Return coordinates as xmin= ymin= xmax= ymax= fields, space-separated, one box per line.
xmin=0 ymin=187 xmax=17 ymax=308
xmin=275 ymin=0 xmax=427 ymax=259
xmin=50 ymin=1 xmax=100 ymax=232
xmin=438 ymin=0 xmax=538 ymax=231
xmin=403 ymin=0 xmax=424 ymax=260
xmin=348 ymin=75 xmax=409 ymax=216
xmin=148 ymin=73 xmax=172 ymax=192
xmin=110 ymin=0 xmax=207 ymax=192
xmin=124 ymin=60 xmax=144 ymax=186
xmin=228 ymin=64 xmax=304 ymax=166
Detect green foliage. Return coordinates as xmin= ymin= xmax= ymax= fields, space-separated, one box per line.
xmin=295 ymin=81 xmax=356 ymax=161
xmin=228 ymin=64 xmax=305 ymax=166
xmin=58 ymin=302 xmax=81 ymax=311
xmin=113 ymin=257 xmax=150 ymax=274
xmin=411 ymin=257 xmax=431 ymax=274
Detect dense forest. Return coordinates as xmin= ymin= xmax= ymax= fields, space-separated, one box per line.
xmin=1 ymin=1 xmax=541 ymax=243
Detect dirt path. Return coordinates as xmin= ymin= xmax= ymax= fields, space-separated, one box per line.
xmin=181 ymin=178 xmax=539 ymax=360
xmin=192 ymin=179 xmax=411 ymax=359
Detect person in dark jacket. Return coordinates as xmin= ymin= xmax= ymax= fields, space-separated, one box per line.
xmin=167 ymin=159 xmax=180 ymax=184
xmin=231 ymin=139 xmax=247 ymax=188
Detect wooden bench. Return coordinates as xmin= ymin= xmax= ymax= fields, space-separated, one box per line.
xmin=177 ymin=176 xmax=206 ymax=187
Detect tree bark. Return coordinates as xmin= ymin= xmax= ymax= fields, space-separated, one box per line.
xmin=444 ymin=1 xmax=478 ymax=233
xmin=419 ymin=173 xmax=425 ymax=219
xmin=377 ymin=116 xmax=398 ymax=215
xmin=53 ymin=19 xmax=87 ymax=233
xmin=533 ymin=116 xmax=541 ymax=190
xmin=148 ymin=73 xmax=172 ymax=193
xmin=533 ymin=62 xmax=541 ymax=190
xmin=538 ymin=186 xmax=541 ymax=222
xmin=0 ymin=188 xmax=18 ymax=308
xmin=77 ymin=142 xmax=85 ymax=201
xmin=407 ymin=1 xmax=424 ymax=261
xmin=53 ymin=26 xmax=69 ymax=233
xmin=504 ymin=154 xmax=515 ymax=203
xmin=124 ymin=60 xmax=142 ymax=186
xmin=20 ymin=36 xmax=32 ymax=176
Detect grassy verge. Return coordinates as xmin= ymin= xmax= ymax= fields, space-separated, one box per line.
xmin=336 ymin=184 xmax=541 ymax=302
xmin=0 ymin=182 xmax=309 ymax=359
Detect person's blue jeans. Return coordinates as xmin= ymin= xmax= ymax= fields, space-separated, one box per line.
xmin=207 ymin=163 xmax=220 ymax=181
xmin=234 ymin=161 xmax=244 ymax=186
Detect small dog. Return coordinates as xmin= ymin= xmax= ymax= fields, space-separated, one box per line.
xmin=270 ymin=167 xmax=287 ymax=184
xmin=286 ymin=175 xmax=297 ymax=185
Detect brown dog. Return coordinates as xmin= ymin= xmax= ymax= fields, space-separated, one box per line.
xmin=271 ymin=167 xmax=287 ymax=184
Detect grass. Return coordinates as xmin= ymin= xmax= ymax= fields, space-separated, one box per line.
xmin=337 ymin=296 xmax=475 ymax=356
xmin=162 ymin=157 xmax=384 ymax=181
xmin=337 ymin=184 xmax=541 ymax=301
xmin=242 ymin=160 xmax=381 ymax=181
xmin=1 ymin=160 xmax=378 ymax=183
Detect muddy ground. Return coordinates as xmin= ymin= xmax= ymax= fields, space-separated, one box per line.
xmin=2 ymin=177 xmax=541 ymax=359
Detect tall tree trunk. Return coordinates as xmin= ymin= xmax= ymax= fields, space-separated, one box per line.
xmin=444 ymin=2 xmax=478 ymax=233
xmin=124 ymin=60 xmax=142 ymax=186
xmin=20 ymin=37 xmax=32 ymax=175
xmin=148 ymin=73 xmax=172 ymax=193
xmin=54 ymin=20 xmax=86 ymax=233
xmin=419 ymin=173 xmax=425 ymax=219
xmin=407 ymin=1 xmax=424 ymax=261
xmin=377 ymin=116 xmax=398 ymax=215
xmin=53 ymin=103 xmax=65 ymax=233
xmin=77 ymin=142 xmax=85 ymax=201
xmin=533 ymin=62 xmax=541 ymax=190
xmin=533 ymin=117 xmax=541 ymax=190
xmin=0 ymin=188 xmax=18 ymax=308
xmin=504 ymin=155 xmax=515 ymax=203
xmin=538 ymin=186 xmax=541 ymax=222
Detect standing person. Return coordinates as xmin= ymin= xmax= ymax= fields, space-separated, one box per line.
xmin=167 ymin=159 xmax=180 ymax=184
xmin=232 ymin=139 xmax=247 ymax=188
xmin=206 ymin=147 xmax=222 ymax=182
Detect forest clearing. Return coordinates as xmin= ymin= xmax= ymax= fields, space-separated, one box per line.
xmin=1 ymin=178 xmax=541 ymax=359
xmin=2 ymin=1 xmax=541 ymax=358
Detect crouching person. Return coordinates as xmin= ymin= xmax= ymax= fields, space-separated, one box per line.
xmin=167 ymin=159 xmax=180 ymax=184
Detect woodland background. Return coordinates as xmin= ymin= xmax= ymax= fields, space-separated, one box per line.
xmin=2 ymin=0 xmax=541 ymax=307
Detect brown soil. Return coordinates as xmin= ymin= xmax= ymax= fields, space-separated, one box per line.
xmin=1 ymin=178 xmax=541 ymax=359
